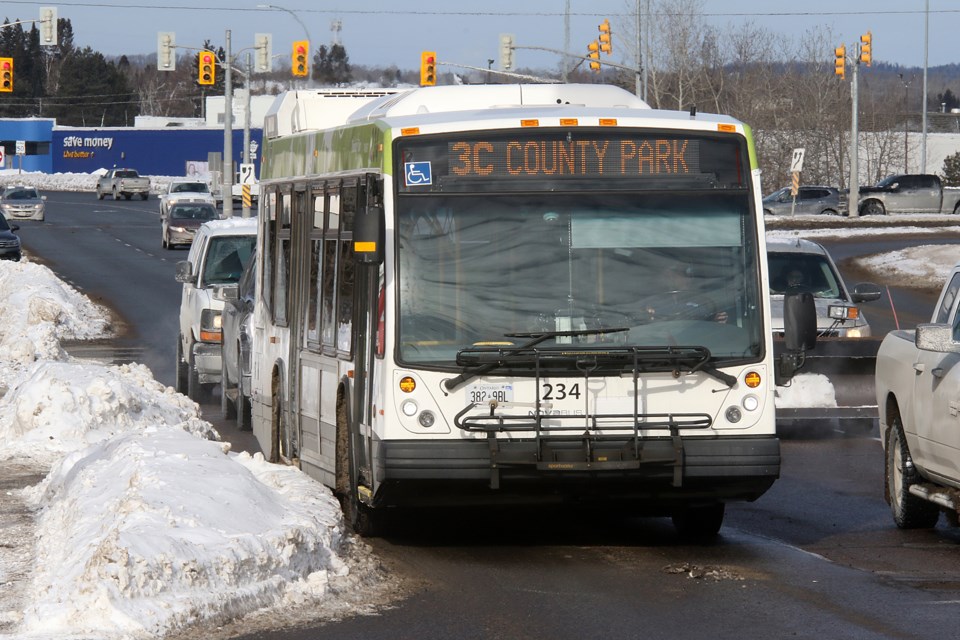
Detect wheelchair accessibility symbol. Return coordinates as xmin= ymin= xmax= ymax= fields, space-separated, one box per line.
xmin=404 ymin=161 xmax=432 ymax=186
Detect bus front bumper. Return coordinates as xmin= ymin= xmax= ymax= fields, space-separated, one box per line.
xmin=372 ymin=435 xmax=780 ymax=509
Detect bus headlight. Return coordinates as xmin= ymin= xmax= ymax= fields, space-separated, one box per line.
xmin=742 ymin=395 xmax=759 ymax=412
xmin=401 ymin=400 xmax=418 ymax=417
xmin=418 ymin=411 xmax=436 ymax=428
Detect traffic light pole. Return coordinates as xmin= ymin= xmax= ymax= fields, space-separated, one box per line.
xmin=849 ymin=59 xmax=859 ymax=217
xmin=510 ymin=45 xmax=642 ymax=96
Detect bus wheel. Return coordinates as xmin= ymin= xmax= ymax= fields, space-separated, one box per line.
xmin=271 ymin=372 xmax=297 ymax=466
xmin=672 ymin=503 xmax=724 ymax=541
xmin=336 ymin=392 xmax=380 ymax=536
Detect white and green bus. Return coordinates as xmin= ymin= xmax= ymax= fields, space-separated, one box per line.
xmin=251 ymin=84 xmax=811 ymax=536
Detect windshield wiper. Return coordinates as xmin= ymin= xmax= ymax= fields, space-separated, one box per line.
xmin=443 ymin=327 xmax=628 ymax=392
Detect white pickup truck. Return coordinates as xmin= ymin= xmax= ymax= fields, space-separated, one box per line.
xmin=875 ymin=265 xmax=960 ymax=528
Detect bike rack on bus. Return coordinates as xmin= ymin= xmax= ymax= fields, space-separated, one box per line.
xmin=451 ymin=345 xmax=715 ymax=489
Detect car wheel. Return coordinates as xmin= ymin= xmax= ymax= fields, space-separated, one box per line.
xmin=96 ymin=188 xmax=104 ymax=200
xmin=821 ymin=208 xmax=838 ymax=216
xmin=175 ymin=336 xmax=189 ymax=394
xmin=221 ymin=350 xmax=237 ymax=420
xmin=141 ymin=193 xmax=149 ymax=200
xmin=861 ymin=200 xmax=885 ymax=216
xmin=187 ymin=342 xmax=209 ymax=403
xmin=886 ymin=415 xmax=940 ymax=529
xmin=124 ymin=193 xmax=132 ymax=200
xmin=112 ymin=188 xmax=119 ymax=200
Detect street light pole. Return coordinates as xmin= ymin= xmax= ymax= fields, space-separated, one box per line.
xmin=258 ymin=4 xmax=312 ymax=43
xmin=900 ymin=73 xmax=911 ymax=173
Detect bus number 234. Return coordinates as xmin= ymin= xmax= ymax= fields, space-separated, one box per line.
xmin=542 ymin=382 xmax=581 ymax=400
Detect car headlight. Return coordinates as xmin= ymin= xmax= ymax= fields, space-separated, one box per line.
xmin=199 ymin=308 xmax=222 ymax=342
xmin=170 ymin=225 xmax=186 ymax=232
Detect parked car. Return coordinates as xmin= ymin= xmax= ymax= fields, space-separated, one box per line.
xmin=220 ymin=251 xmax=257 ymax=428
xmin=0 ymin=212 xmax=21 ymax=261
xmin=159 ymin=179 xmax=216 ymax=217
xmin=767 ymin=238 xmax=882 ymax=338
xmin=0 ymin=185 xmax=46 ymax=222
xmin=762 ymin=186 xmax=846 ymax=216
xmin=161 ymin=202 xmax=219 ymax=249
xmin=175 ymin=218 xmax=258 ymax=402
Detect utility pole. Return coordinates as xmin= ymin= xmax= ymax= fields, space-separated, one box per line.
xmin=223 ymin=29 xmax=233 ymax=218
xmin=242 ymin=51 xmax=252 ymax=218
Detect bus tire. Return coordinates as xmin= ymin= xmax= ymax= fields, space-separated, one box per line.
xmin=271 ymin=369 xmax=298 ymax=466
xmin=336 ymin=389 xmax=381 ymax=537
xmin=672 ymin=503 xmax=724 ymax=541
xmin=887 ymin=415 xmax=940 ymax=529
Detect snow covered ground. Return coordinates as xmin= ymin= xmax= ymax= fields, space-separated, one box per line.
xmin=0 ymin=169 xmax=958 ymax=638
xmin=0 ymin=170 xmax=398 ymax=639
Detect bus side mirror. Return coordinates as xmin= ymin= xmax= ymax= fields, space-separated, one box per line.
xmin=354 ymin=174 xmax=384 ymax=265
xmin=777 ymin=291 xmax=817 ymax=384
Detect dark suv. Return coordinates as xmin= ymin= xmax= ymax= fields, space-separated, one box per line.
xmin=763 ymin=186 xmax=846 ymax=216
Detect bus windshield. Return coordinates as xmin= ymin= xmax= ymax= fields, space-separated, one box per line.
xmin=396 ymin=190 xmax=763 ymax=366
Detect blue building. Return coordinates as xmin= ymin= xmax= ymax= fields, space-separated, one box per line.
xmin=1 ymin=118 xmax=262 ymax=177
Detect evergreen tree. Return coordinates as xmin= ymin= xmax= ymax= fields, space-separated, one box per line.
xmin=47 ymin=47 xmax=138 ymax=126
xmin=943 ymin=152 xmax=960 ymax=186
xmin=312 ymin=44 xmax=351 ymax=85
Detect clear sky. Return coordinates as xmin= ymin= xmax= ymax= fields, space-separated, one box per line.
xmin=2 ymin=1 xmax=957 ymax=73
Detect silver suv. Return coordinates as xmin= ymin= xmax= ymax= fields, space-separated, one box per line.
xmin=763 ymin=186 xmax=846 ymax=216
xmin=174 ymin=218 xmax=257 ymax=402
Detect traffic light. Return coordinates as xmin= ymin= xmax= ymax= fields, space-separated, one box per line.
xmin=292 ymin=40 xmax=309 ymax=77
xmin=499 ymin=34 xmax=514 ymax=71
xmin=860 ymin=31 xmax=872 ymax=66
xmin=587 ymin=41 xmax=601 ymax=72
xmin=834 ymin=45 xmax=845 ymax=79
xmin=0 ymin=58 xmax=12 ymax=93
xmin=157 ymin=32 xmax=175 ymax=72
xmin=198 ymin=50 xmax=215 ymax=86
xmin=598 ymin=18 xmax=612 ymax=55
xmin=255 ymin=33 xmax=272 ymax=73
xmin=40 ymin=7 xmax=57 ymax=46
xmin=420 ymin=51 xmax=436 ymax=86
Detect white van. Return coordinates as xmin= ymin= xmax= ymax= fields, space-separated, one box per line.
xmin=174 ymin=218 xmax=257 ymax=402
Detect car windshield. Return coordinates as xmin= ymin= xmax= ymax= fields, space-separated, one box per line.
xmin=171 ymin=205 xmax=217 ymax=221
xmin=4 ymin=189 xmax=38 ymax=200
xmin=202 ymin=236 xmax=256 ymax=285
xmin=768 ymin=252 xmax=843 ymax=299
xmin=115 ymin=171 xmax=138 ymax=178
xmin=172 ymin=182 xmax=209 ymax=194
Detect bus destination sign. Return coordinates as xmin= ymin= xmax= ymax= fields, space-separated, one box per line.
xmin=449 ymin=138 xmax=701 ymax=179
